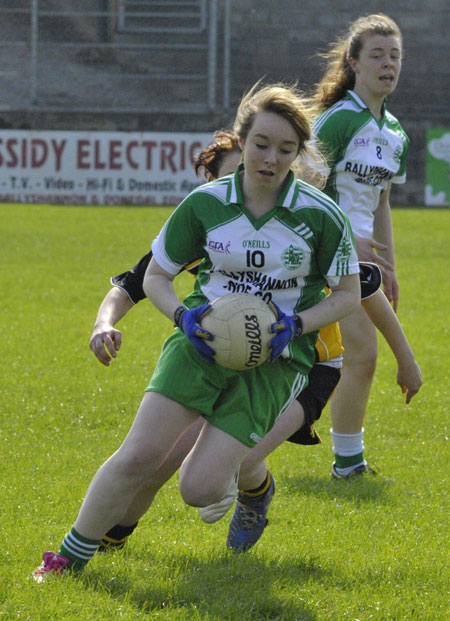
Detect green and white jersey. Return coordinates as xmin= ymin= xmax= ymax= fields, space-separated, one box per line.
xmin=152 ymin=165 xmax=359 ymax=372
xmin=314 ymin=90 xmax=409 ymax=237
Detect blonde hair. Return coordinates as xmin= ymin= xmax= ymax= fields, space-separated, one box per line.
xmin=233 ymin=81 xmax=326 ymax=187
xmin=311 ymin=14 xmax=403 ymax=113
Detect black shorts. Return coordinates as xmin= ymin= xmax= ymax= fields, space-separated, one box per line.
xmin=287 ymin=364 xmax=341 ymax=445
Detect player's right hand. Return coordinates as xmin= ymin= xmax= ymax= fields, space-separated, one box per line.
xmin=381 ymin=268 xmax=399 ymax=313
xmin=355 ymin=236 xmax=394 ymax=272
xmin=90 ymin=324 xmax=122 ymax=366
xmin=178 ymin=304 xmax=215 ymax=363
xmin=397 ymin=359 xmax=422 ymax=404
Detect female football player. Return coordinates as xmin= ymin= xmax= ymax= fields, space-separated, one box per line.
xmin=311 ymin=14 xmax=410 ymax=477
xmin=35 ymin=124 xmax=421 ymax=575
xmin=33 ymin=81 xmax=362 ymax=579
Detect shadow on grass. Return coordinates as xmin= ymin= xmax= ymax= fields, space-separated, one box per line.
xmin=83 ymin=551 xmax=327 ymax=619
xmin=280 ymin=473 xmax=394 ymax=506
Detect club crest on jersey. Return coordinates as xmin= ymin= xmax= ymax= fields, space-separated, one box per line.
xmin=336 ymin=238 xmax=353 ymax=260
xmin=393 ymin=145 xmax=402 ymax=163
xmin=208 ymin=240 xmax=231 ymax=254
xmin=281 ymin=244 xmax=305 ymax=270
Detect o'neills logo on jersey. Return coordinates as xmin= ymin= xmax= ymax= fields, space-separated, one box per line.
xmin=373 ymin=137 xmax=388 ymax=146
xmin=242 ymin=240 xmax=270 ymax=249
xmin=244 ymin=313 xmax=264 ymax=368
xmin=208 ymin=240 xmax=231 ymax=254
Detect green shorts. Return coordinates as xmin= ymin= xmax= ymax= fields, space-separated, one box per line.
xmin=146 ymin=329 xmax=309 ymax=447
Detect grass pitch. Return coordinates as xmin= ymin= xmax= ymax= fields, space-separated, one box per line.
xmin=1 ymin=204 xmax=449 ymax=620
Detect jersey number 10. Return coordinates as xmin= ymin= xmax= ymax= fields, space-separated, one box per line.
xmin=246 ymin=250 xmax=265 ymax=268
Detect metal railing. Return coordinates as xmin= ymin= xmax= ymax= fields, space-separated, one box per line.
xmin=117 ymin=0 xmax=207 ymax=34
xmin=0 ymin=0 xmax=231 ymax=114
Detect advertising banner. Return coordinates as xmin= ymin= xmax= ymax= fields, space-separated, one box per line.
xmin=0 ymin=130 xmax=214 ymax=206
xmin=425 ymin=128 xmax=450 ymax=206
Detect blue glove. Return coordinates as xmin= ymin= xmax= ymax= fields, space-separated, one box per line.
xmin=268 ymin=302 xmax=303 ymax=362
xmin=176 ymin=304 xmax=215 ymax=364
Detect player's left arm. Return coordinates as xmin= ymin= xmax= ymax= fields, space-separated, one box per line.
xmin=362 ymin=289 xmax=422 ymax=403
xmin=90 ymin=251 xmax=153 ymax=366
xmin=373 ymin=183 xmax=399 ymax=311
xmin=90 ymin=287 xmax=134 ymax=366
xmin=143 ymin=256 xmax=182 ymax=322
xmin=269 ymin=273 xmax=360 ymax=362
xmin=299 ymin=273 xmax=361 ymax=334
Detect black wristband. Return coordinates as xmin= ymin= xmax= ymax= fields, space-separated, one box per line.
xmin=173 ymin=305 xmax=186 ymax=328
xmin=293 ymin=314 xmax=303 ymax=336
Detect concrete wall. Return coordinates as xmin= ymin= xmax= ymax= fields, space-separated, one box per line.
xmin=1 ymin=0 xmax=448 ymax=205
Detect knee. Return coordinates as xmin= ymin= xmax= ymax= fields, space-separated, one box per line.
xmin=356 ymin=352 xmax=377 ymax=379
xmin=345 ymin=344 xmax=377 ymax=379
xmin=113 ymin=448 xmax=160 ymax=484
xmin=179 ymin=474 xmax=224 ymax=507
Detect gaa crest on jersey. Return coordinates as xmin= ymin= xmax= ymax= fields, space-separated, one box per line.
xmin=281 ymin=244 xmax=305 ymax=270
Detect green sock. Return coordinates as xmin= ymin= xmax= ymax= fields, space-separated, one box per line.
xmin=334 ymin=452 xmax=364 ymax=469
xmin=59 ymin=526 xmax=101 ymax=570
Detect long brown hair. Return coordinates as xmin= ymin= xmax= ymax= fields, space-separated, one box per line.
xmin=311 ymin=14 xmax=403 ymax=113
xmin=193 ymin=130 xmax=240 ymax=181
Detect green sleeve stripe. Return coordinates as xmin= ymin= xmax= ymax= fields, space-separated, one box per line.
xmin=313 ymin=98 xmax=349 ymax=132
xmin=296 ymin=184 xmax=347 ymax=229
